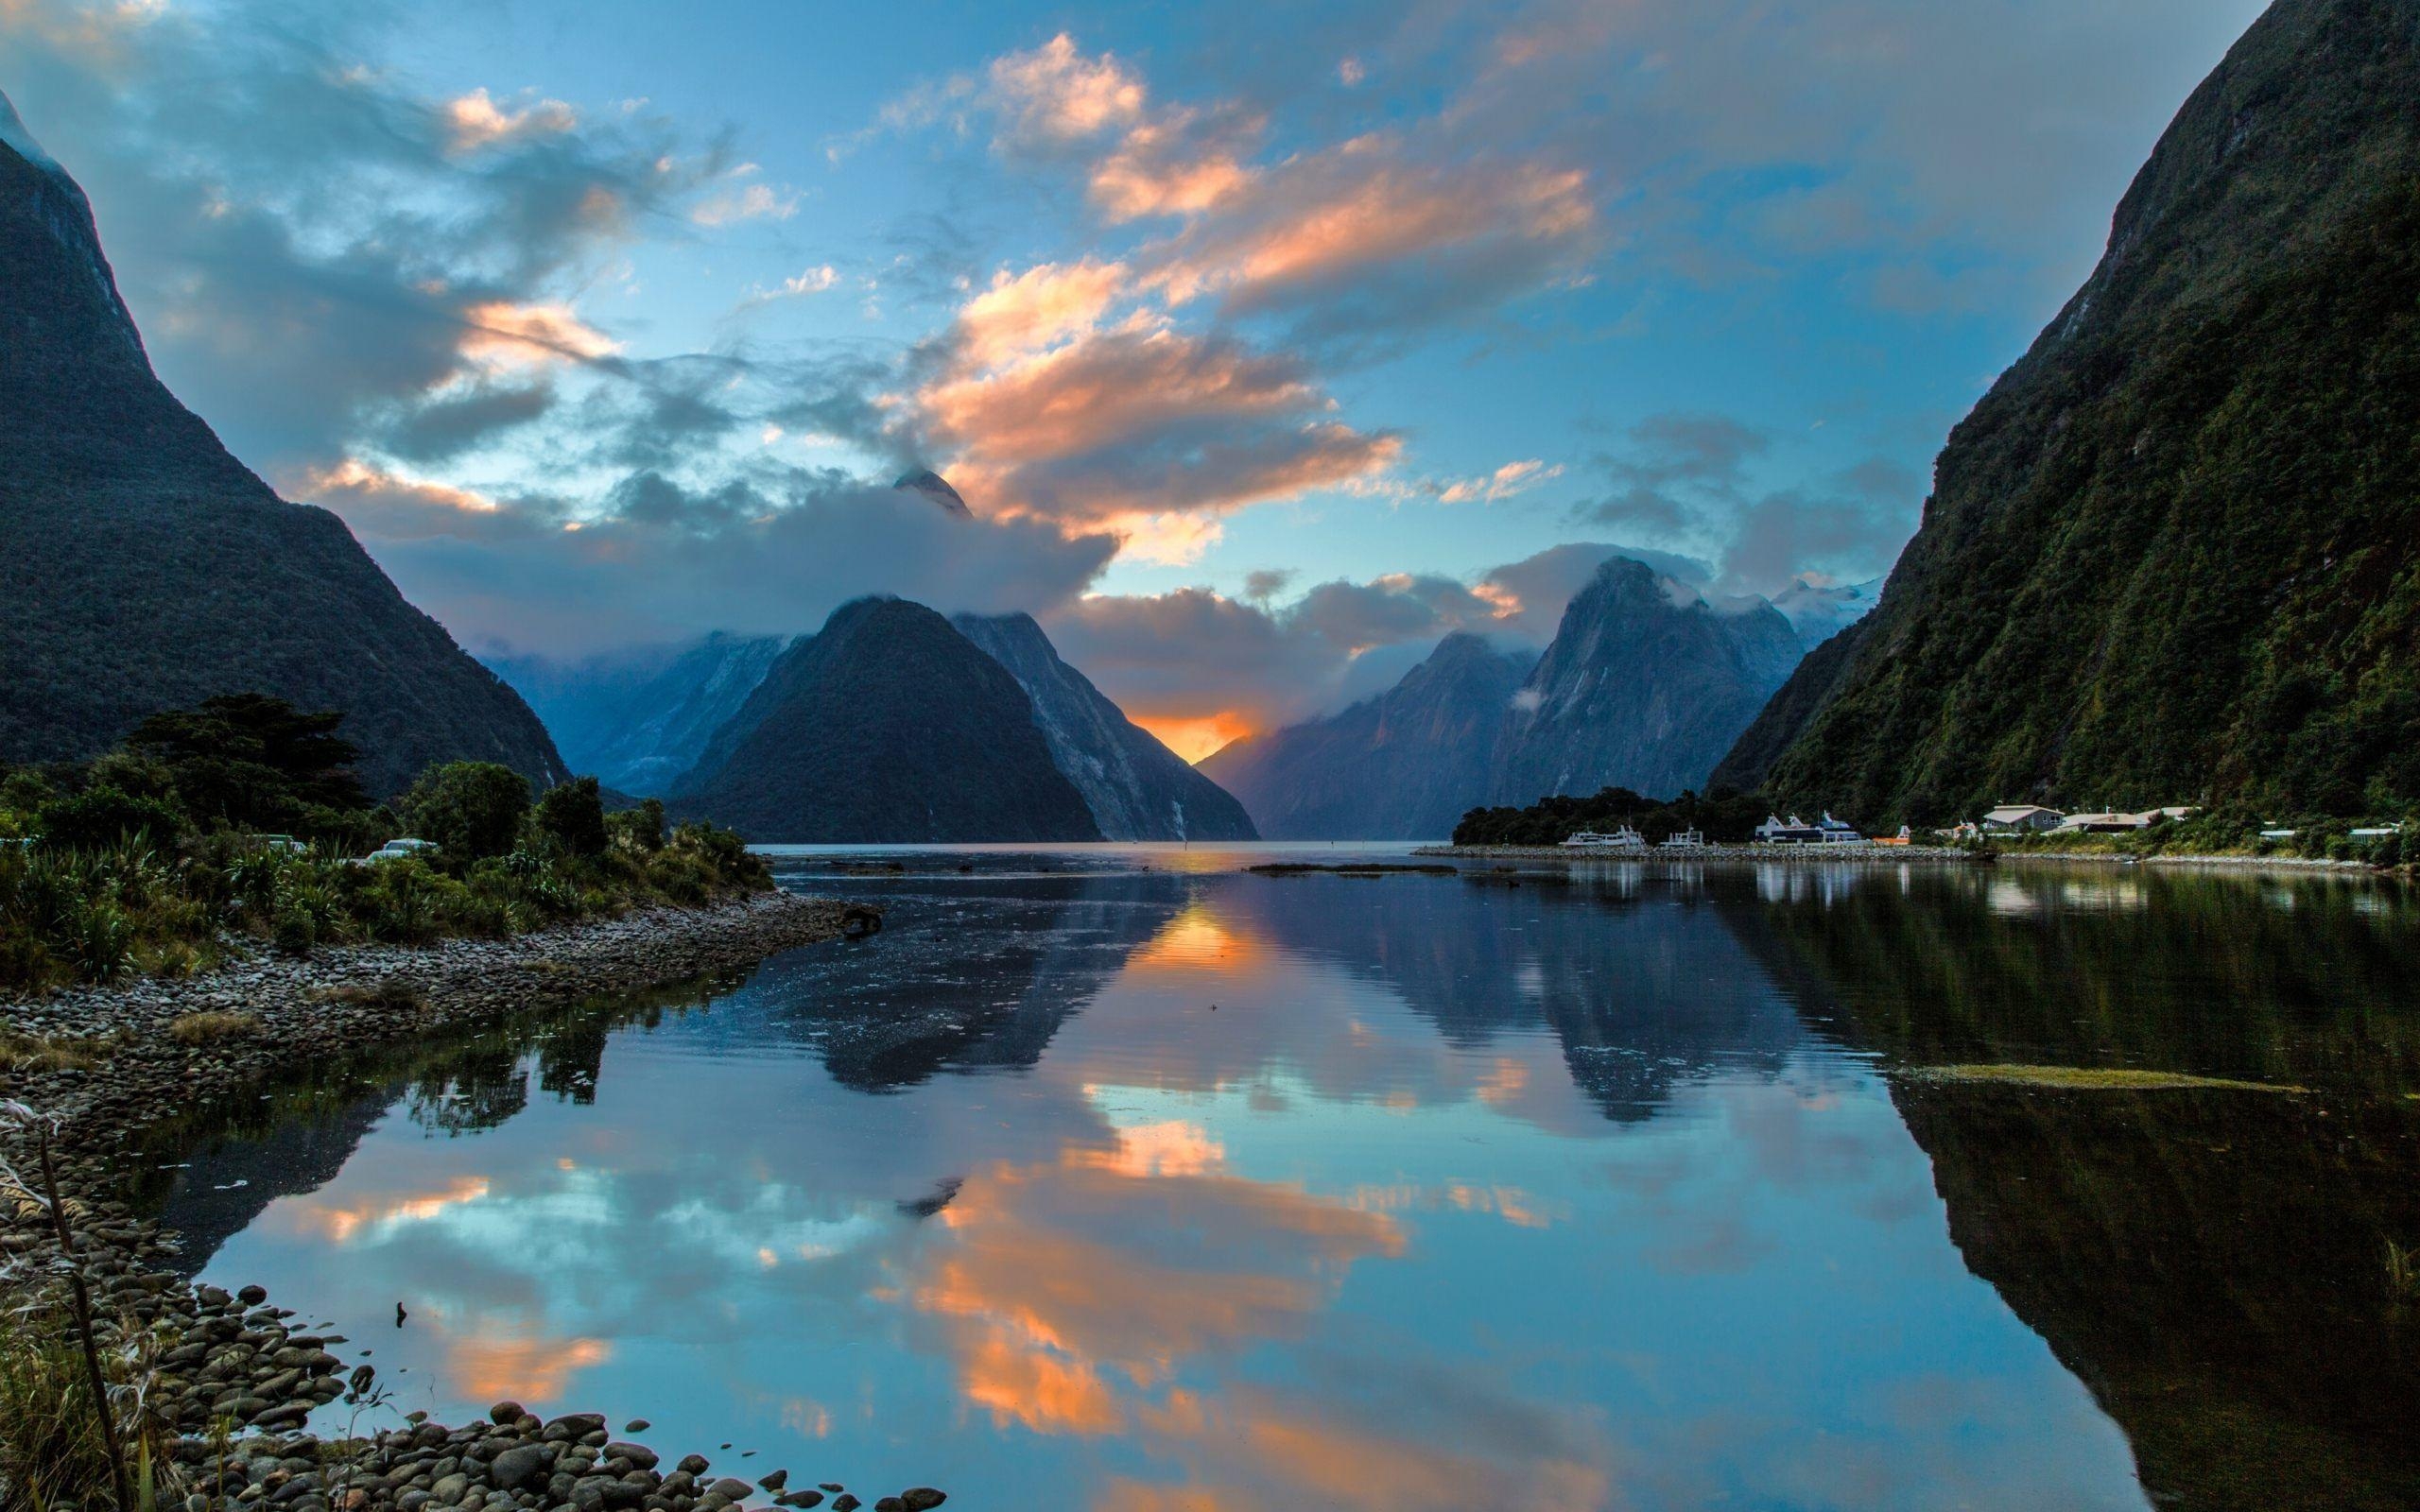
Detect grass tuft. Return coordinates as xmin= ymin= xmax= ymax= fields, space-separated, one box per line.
xmin=308 ymin=978 xmax=427 ymax=1010
xmin=165 ymin=1009 xmax=260 ymax=1046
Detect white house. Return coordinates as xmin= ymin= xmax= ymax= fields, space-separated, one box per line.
xmin=1980 ymin=805 xmax=2065 ymax=833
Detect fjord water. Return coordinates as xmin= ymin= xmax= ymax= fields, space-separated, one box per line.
xmin=147 ymin=852 xmax=2420 ymax=1511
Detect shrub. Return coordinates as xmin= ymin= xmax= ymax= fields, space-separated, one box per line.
xmin=398 ymin=762 xmax=529 ymax=860
xmin=273 ymin=911 xmax=317 ymax=957
xmin=35 ymin=786 xmax=186 ymax=851
xmin=610 ymin=798 xmax=666 ymax=854
xmin=534 ymin=777 xmax=610 ymax=858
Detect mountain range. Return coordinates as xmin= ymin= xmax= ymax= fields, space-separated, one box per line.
xmin=498 ymin=599 xmax=1257 ymax=843
xmin=1728 ymin=0 xmax=2420 ymax=821
xmin=1206 ymin=555 xmax=1834 ymax=838
xmin=0 ymin=92 xmax=564 ymax=797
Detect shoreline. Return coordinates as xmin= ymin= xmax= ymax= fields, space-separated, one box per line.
xmin=1 ymin=891 xmax=935 ymax=1512
xmin=1414 ymin=843 xmax=2382 ymax=874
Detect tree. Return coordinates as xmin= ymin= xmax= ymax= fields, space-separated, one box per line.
xmin=127 ymin=694 xmax=366 ymax=830
xmin=533 ymin=777 xmax=609 ymax=858
xmin=398 ymin=762 xmax=529 ymax=860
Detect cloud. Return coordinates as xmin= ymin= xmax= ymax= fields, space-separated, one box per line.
xmin=375 ymin=378 xmax=556 ymax=464
xmin=306 ymin=458 xmax=1116 ymax=658
xmin=951 ymin=258 xmax=1131 ymax=370
xmin=914 ymin=314 xmax=1401 ymax=540
xmin=688 ymin=165 xmax=800 ymax=227
xmin=1039 ymin=539 xmax=1668 ymax=743
xmin=0 ymin=0 xmax=727 ymax=479
xmin=442 ymin=87 xmax=576 ymax=154
xmin=985 ymin=33 xmax=1148 ymax=149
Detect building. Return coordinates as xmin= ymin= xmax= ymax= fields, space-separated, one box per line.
xmin=1981 ymin=805 xmax=2065 ymax=833
xmin=2054 ymin=806 xmax=2199 ymax=834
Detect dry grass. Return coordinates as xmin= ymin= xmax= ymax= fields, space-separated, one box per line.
xmin=307 ymin=978 xmax=426 ymax=1010
xmin=165 ymin=1009 xmax=260 ymax=1046
xmin=1910 ymin=1063 xmax=2305 ymax=1093
xmin=0 ymin=1029 xmax=107 ymax=1076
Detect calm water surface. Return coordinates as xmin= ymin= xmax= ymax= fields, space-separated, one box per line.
xmin=144 ymin=849 xmax=2420 ymax=1511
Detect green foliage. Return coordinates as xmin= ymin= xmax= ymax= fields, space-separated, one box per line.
xmin=398 ymin=761 xmax=529 ymax=860
xmin=1453 ymin=787 xmax=1775 ymax=847
xmin=1759 ymin=12 xmax=2420 ymax=825
xmin=608 ymin=797 xmax=666 ymax=854
xmin=533 ymin=775 xmax=609 ymax=858
xmin=35 ymin=786 xmax=186 ymax=851
xmin=126 ymin=692 xmax=367 ymax=831
xmin=0 ymin=691 xmax=766 ymax=990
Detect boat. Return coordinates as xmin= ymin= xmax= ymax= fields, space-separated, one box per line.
xmin=1561 ymin=826 xmax=1647 ymax=850
xmin=1659 ymin=829 xmax=1707 ymax=850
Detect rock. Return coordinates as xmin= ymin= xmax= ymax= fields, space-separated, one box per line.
xmin=677 ymin=1456 xmax=710 ymax=1476
xmin=900 ymin=1493 xmax=945 ymax=1511
xmin=830 ymin=1497 xmax=859 ymax=1512
xmin=489 ymin=1400 xmax=526 ymax=1425
xmin=237 ymin=1285 xmax=268 ymax=1305
xmin=430 ymin=1474 xmax=470 ymax=1504
xmin=709 ymin=1479 xmax=755 ymax=1502
xmin=757 ymin=1470 xmax=786 ymax=1491
xmin=624 ymin=1419 xmax=649 ymax=1434
xmin=774 ymin=1496 xmax=823 ymax=1509
xmin=873 ymin=1501 xmax=903 ymax=1512
xmin=605 ymin=1443 xmax=658 ymax=1471
xmin=489 ymin=1444 xmax=554 ymax=1491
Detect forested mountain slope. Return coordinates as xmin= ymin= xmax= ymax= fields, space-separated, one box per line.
xmin=1748 ymin=0 xmax=2420 ymax=820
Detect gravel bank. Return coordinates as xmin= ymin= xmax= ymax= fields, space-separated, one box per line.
xmin=0 ymin=891 xmax=942 ymax=1512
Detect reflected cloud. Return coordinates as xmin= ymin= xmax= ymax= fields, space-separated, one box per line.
xmin=282 ymin=1175 xmax=493 ymax=1246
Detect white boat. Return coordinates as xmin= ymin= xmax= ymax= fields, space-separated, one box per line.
xmin=1659 ymin=829 xmax=1707 ymax=850
xmin=1562 ymin=826 xmax=1647 ymax=850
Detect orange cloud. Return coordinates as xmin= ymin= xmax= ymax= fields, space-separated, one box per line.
xmin=1152 ymin=158 xmax=1593 ymax=308
xmin=1090 ymin=114 xmax=1254 ymax=222
xmin=1133 ymin=711 xmax=1257 ymax=765
xmin=988 ymin=34 xmax=1147 ymax=145
xmin=908 ymin=1153 xmax=1403 ymax=1436
xmin=283 ymin=1174 xmax=492 ymax=1245
xmin=458 ymin=300 xmax=621 ymax=369
xmin=446 ymin=1333 xmax=612 ymax=1404
xmin=954 ymin=259 xmax=1131 ymax=370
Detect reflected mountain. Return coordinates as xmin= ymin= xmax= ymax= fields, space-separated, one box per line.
xmin=747 ymin=873 xmax=1185 ymax=1091
xmin=1224 ymin=866 xmax=1807 ymax=1121
xmin=1742 ymin=864 xmax=2420 ymax=1511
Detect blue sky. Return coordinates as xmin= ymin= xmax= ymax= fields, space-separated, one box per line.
xmin=0 ymin=0 xmax=2265 ymax=754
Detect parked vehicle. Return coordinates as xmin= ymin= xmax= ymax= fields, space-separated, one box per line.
xmin=357 ymin=838 xmax=440 ymax=865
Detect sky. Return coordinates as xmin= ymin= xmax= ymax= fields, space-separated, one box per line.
xmin=0 ymin=0 xmax=2268 ymax=758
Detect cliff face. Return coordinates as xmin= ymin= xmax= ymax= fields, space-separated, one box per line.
xmin=0 ymin=93 xmax=566 ymax=797
xmin=671 ymin=598 xmax=1101 ymax=843
xmin=1199 ymin=633 xmax=1537 ymax=839
xmin=490 ymin=634 xmax=789 ymax=797
xmin=1490 ymin=558 xmax=1802 ymax=806
xmin=950 ymin=612 xmax=1256 ymax=841
xmin=1749 ymin=0 xmax=2420 ymax=820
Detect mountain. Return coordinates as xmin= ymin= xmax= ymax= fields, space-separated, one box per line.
xmin=1742 ymin=0 xmax=2420 ymax=821
xmin=488 ymin=633 xmax=787 ymax=796
xmin=1489 ymin=558 xmax=1803 ymax=806
xmin=949 ymin=612 xmax=1257 ymax=841
xmin=1767 ymin=574 xmax=1885 ymax=648
xmin=1199 ymin=633 xmax=1537 ymax=839
xmin=0 ymin=92 xmax=565 ymax=797
xmin=671 ymin=597 xmax=1101 ymax=842
xmin=894 ymin=469 xmax=972 ymax=516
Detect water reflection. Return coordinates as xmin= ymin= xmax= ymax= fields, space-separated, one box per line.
xmin=143 ymin=854 xmax=2420 ymax=1510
